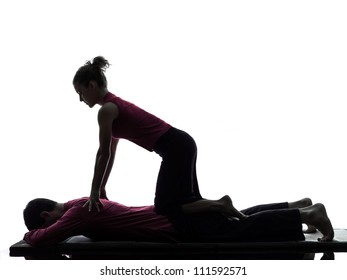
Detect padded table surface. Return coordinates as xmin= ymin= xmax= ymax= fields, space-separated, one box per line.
xmin=9 ymin=229 xmax=347 ymax=260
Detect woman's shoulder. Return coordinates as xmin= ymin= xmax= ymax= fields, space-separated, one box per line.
xmin=98 ymin=102 xmax=119 ymax=122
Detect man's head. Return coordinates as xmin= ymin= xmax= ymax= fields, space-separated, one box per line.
xmin=23 ymin=198 xmax=63 ymax=230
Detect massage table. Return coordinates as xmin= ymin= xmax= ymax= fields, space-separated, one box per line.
xmin=9 ymin=229 xmax=347 ymax=260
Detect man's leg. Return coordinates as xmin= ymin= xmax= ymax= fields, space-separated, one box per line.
xmin=241 ymin=197 xmax=313 ymax=215
xmin=241 ymin=197 xmax=317 ymax=234
xmin=179 ymin=202 xmax=334 ymax=242
xmin=288 ymin=197 xmax=312 ymax=209
xmin=241 ymin=201 xmax=290 ymax=216
xmin=188 ymin=208 xmax=306 ymax=242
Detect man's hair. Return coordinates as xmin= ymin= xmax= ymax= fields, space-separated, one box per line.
xmin=23 ymin=198 xmax=58 ymax=230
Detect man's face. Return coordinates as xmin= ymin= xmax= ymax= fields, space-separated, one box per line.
xmin=41 ymin=209 xmax=63 ymax=228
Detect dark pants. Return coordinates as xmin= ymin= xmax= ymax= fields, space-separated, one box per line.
xmin=174 ymin=202 xmax=305 ymax=242
xmin=154 ymin=127 xmax=202 ymax=217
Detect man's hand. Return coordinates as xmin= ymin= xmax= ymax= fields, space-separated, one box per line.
xmin=83 ymin=192 xmax=103 ymax=212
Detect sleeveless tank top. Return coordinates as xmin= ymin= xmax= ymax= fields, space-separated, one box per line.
xmin=103 ymin=92 xmax=172 ymax=151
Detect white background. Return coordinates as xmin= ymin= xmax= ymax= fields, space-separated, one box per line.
xmin=1 ymin=0 xmax=347 ymax=266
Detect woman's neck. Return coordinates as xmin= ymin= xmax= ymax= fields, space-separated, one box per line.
xmin=97 ymin=88 xmax=110 ymax=105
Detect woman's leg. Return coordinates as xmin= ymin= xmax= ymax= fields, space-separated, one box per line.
xmin=154 ymin=128 xmax=202 ymax=217
xmin=154 ymin=128 xmax=245 ymax=219
xmin=181 ymin=149 xmax=246 ymax=219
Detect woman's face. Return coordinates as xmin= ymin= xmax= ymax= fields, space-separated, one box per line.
xmin=74 ymin=81 xmax=99 ymax=108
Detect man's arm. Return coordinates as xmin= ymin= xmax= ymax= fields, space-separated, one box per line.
xmin=24 ymin=208 xmax=85 ymax=247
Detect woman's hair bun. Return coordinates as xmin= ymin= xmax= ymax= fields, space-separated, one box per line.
xmin=73 ymin=56 xmax=110 ymax=87
xmin=86 ymin=56 xmax=110 ymax=72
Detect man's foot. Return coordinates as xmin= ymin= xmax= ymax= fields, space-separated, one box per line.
xmin=303 ymin=224 xmax=317 ymax=233
xmin=302 ymin=203 xmax=334 ymax=241
xmin=289 ymin=198 xmax=317 ymax=233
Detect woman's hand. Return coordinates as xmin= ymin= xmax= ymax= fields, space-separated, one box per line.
xmin=83 ymin=192 xmax=103 ymax=212
xmin=100 ymin=188 xmax=109 ymax=200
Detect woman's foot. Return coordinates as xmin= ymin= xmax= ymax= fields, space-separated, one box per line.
xmin=181 ymin=195 xmax=248 ymax=220
xmin=219 ymin=195 xmax=248 ymax=220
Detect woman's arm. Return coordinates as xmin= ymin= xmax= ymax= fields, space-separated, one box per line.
xmin=100 ymin=138 xmax=119 ymax=199
xmin=84 ymin=103 xmax=119 ymax=211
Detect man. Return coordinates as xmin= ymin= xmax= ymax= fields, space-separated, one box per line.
xmin=23 ymin=196 xmax=334 ymax=247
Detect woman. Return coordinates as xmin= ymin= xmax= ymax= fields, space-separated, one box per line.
xmin=72 ymin=56 xmax=246 ymax=219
